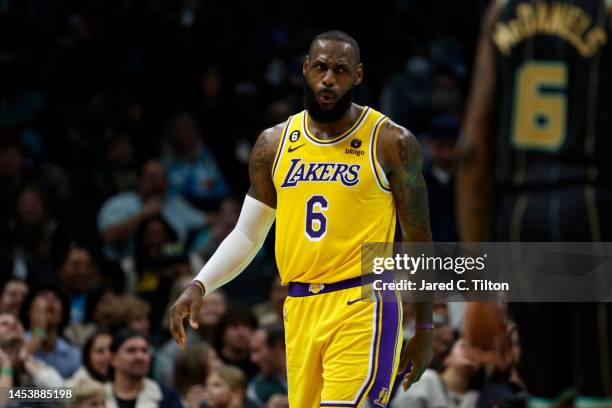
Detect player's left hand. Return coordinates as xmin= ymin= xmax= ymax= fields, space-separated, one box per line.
xmin=398 ymin=328 xmax=433 ymax=391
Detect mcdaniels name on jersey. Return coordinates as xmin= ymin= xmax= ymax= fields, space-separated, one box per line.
xmin=280 ymin=158 xmax=361 ymax=188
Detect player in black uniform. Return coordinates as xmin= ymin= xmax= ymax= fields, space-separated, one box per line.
xmin=458 ymin=0 xmax=612 ymax=405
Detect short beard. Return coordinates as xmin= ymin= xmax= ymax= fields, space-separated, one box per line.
xmin=303 ymin=81 xmax=355 ymax=124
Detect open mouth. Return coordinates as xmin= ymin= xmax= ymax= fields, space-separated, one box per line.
xmin=317 ymin=91 xmax=336 ymax=105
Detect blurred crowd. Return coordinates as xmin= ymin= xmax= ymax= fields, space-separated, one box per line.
xmin=0 ymin=0 xmax=527 ymax=407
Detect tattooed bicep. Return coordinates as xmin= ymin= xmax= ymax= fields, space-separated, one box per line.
xmin=396 ymin=128 xmax=423 ymax=183
xmin=247 ymin=125 xmax=283 ymax=208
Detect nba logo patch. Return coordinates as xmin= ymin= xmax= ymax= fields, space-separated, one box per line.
xmin=374 ymin=387 xmax=390 ymax=406
xmin=308 ymin=284 xmax=325 ymax=294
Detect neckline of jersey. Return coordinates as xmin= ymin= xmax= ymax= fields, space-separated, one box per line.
xmin=303 ymin=106 xmax=370 ymax=145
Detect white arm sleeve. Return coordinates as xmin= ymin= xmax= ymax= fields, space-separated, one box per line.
xmin=195 ymin=195 xmax=276 ymax=294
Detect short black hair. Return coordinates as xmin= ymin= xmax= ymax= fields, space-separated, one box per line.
xmin=110 ymin=328 xmax=149 ymax=353
xmin=310 ymin=30 xmax=360 ymax=64
xmin=20 ymin=284 xmax=71 ymax=333
xmin=262 ymin=324 xmax=285 ymax=349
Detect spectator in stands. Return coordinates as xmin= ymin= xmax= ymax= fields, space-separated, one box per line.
xmin=70 ymin=378 xmax=107 ymax=408
xmin=214 ymin=309 xmax=259 ymax=380
xmin=93 ymin=128 xmax=139 ymax=198
xmin=0 ymin=142 xmax=71 ymax=238
xmin=391 ymin=338 xmax=481 ymax=408
xmin=247 ymin=325 xmax=288 ymax=407
xmin=162 ymin=112 xmax=229 ymax=210
xmin=0 ymin=278 xmax=29 ymax=316
xmin=430 ymin=321 xmax=456 ymax=372
xmin=21 ymin=286 xmax=81 ymax=378
xmin=204 ymin=365 xmax=258 ymax=408
xmin=106 ymin=329 xmax=182 ymax=408
xmin=430 ymin=65 xmax=463 ymax=114
xmin=97 ymin=159 xmax=207 ymax=260
xmin=423 ymin=114 xmax=460 ymax=241
xmin=192 ymin=197 xmax=240 ymax=260
xmin=120 ymin=215 xmax=201 ymax=326
xmin=0 ymin=312 xmax=63 ymax=388
xmin=462 ymin=303 xmax=527 ymax=407
xmin=64 ymin=288 xmax=116 ymax=347
xmin=100 ymin=294 xmax=151 ymax=337
xmin=380 ymin=55 xmax=433 ymax=134
xmin=172 ymin=342 xmax=216 ymax=408
xmin=5 ymin=186 xmax=61 ymax=283
xmin=58 ymin=246 xmax=102 ymax=326
xmin=253 ymin=276 xmax=287 ymax=326
xmin=66 ymin=331 xmax=112 ymax=387
xmin=197 ymin=289 xmax=228 ymax=344
xmin=157 ymin=277 xmax=225 ymax=386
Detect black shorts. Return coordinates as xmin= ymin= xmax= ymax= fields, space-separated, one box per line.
xmin=495 ymin=185 xmax=612 ymax=399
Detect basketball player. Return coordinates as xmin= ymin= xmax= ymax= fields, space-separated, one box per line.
xmin=169 ymin=31 xmax=434 ymax=407
xmin=458 ymin=0 xmax=612 ymax=406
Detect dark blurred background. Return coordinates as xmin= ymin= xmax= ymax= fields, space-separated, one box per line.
xmin=0 ymin=1 xmax=531 ymax=407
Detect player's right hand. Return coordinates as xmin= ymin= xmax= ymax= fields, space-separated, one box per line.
xmin=169 ymin=285 xmax=204 ymax=348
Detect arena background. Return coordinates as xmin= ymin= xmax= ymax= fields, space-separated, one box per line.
xmin=1 ymin=0 xmax=605 ymax=407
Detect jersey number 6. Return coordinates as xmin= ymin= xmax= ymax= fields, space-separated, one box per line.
xmin=305 ymin=195 xmax=328 ymax=241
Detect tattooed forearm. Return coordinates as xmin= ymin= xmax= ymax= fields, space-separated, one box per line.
xmin=390 ymin=129 xmax=432 ymax=242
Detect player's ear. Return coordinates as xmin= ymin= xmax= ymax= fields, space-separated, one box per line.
xmin=354 ymin=63 xmax=364 ymax=86
xmin=303 ymin=55 xmax=309 ymax=76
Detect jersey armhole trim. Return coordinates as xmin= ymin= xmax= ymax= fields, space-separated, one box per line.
xmin=369 ymin=116 xmax=392 ymax=193
xmin=271 ymin=116 xmax=293 ymax=179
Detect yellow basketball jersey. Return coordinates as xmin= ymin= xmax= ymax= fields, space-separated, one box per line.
xmin=272 ymin=106 xmax=396 ymax=284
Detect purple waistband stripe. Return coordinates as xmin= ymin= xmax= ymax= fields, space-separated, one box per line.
xmin=287 ymin=273 xmax=390 ymax=297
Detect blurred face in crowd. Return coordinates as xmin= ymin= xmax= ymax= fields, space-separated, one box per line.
xmin=144 ymin=218 xmax=171 ymax=259
xmin=0 ymin=280 xmax=29 ymax=316
xmin=139 ymin=160 xmax=167 ymax=199
xmin=111 ymin=336 xmax=151 ymax=379
xmin=432 ymin=301 xmax=449 ymax=324
xmin=0 ymin=313 xmax=24 ymax=365
xmin=208 ymin=347 xmax=223 ymax=372
xmin=198 ymin=291 xmax=227 ymax=326
xmin=17 ymin=188 xmax=45 ymax=224
xmin=89 ymin=333 xmax=112 ymax=378
xmin=204 ymin=372 xmax=240 ymax=408
xmin=223 ymin=323 xmax=254 ymax=353
xmin=201 ymin=66 xmax=222 ymax=101
xmin=0 ymin=313 xmax=24 ymax=346
xmin=91 ymin=291 xmax=115 ymax=327
xmin=31 ymin=291 xmax=64 ymax=330
xmin=427 ymin=137 xmax=457 ymax=171
xmin=172 ymin=114 xmax=200 ymax=155
xmin=60 ymin=247 xmax=98 ymax=293
xmin=106 ymin=134 xmax=134 ymax=167
xmin=303 ymin=39 xmax=362 ymax=123
xmin=433 ymin=323 xmax=455 ymax=360
xmin=431 ymin=72 xmax=462 ymax=111
xmin=250 ymin=329 xmax=275 ymax=376
xmin=128 ymin=310 xmax=150 ymax=337
xmin=444 ymin=338 xmax=479 ymax=373
xmin=0 ymin=146 xmax=24 ymax=179
xmin=212 ymin=199 xmax=239 ymax=242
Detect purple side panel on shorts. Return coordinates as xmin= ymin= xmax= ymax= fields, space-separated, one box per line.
xmin=367 ymin=292 xmax=401 ymax=408
xmin=319 ymin=292 xmax=382 ymax=408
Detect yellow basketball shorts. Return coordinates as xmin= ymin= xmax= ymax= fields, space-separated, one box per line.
xmin=284 ymin=276 xmax=403 ymax=408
